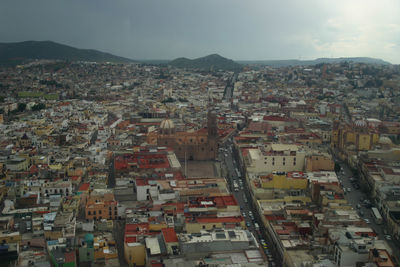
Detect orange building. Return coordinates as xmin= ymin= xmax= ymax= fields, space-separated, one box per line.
xmin=85 ymin=189 xmax=118 ymax=220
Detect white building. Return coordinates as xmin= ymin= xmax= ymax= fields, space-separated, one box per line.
xmin=246 ymin=144 xmax=305 ymax=175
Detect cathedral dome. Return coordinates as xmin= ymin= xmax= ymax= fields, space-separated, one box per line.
xmin=160 ymin=119 xmax=175 ymax=130
xmin=378 ymin=136 xmax=392 ymax=145
xmin=160 ymin=119 xmax=175 ymax=135
xmin=354 ymin=120 xmax=367 ymax=128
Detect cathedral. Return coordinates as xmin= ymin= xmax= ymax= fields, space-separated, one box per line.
xmin=147 ymin=110 xmax=218 ymax=161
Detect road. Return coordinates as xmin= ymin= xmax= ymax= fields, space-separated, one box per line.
xmin=338 ymin=160 xmax=400 ymax=263
xmin=223 ymin=72 xmax=238 ymax=101
xmin=220 ymin=138 xmax=278 ymax=267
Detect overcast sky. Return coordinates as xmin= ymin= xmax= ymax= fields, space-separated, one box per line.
xmin=1 ymin=0 xmax=400 ymax=63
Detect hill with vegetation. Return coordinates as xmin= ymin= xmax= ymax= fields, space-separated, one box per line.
xmin=0 ymin=40 xmax=135 ymax=66
xmin=169 ymin=54 xmax=242 ymax=71
xmin=238 ymin=57 xmax=391 ymax=67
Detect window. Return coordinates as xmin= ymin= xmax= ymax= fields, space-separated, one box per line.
xmin=93 ymin=211 xmax=96 ymax=215
xmin=99 ymin=210 xmax=101 ymax=214
xmin=88 ymin=211 xmax=91 ymax=215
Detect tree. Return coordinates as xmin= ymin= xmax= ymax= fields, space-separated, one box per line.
xmin=17 ymin=103 xmax=26 ymax=112
xmin=31 ymin=103 xmax=46 ymax=111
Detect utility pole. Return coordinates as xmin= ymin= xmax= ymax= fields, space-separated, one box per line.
xmin=184 ymin=150 xmax=187 ymax=178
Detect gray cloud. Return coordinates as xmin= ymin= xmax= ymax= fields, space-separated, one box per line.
xmin=0 ymin=0 xmax=399 ymax=63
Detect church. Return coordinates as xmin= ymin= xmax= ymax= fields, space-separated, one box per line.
xmin=147 ymin=110 xmax=218 ymax=161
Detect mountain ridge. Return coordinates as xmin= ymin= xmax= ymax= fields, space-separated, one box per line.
xmin=237 ymin=57 xmax=391 ymax=67
xmin=0 ymin=40 xmax=135 ymax=65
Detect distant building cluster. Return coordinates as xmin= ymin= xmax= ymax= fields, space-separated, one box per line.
xmin=0 ymin=60 xmax=399 ymax=266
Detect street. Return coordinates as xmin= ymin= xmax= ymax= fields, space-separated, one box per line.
xmin=338 ymin=160 xmax=400 ymax=263
xmin=219 ymin=138 xmax=279 ymax=267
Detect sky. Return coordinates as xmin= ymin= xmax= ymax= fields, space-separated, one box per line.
xmin=1 ymin=0 xmax=400 ymax=63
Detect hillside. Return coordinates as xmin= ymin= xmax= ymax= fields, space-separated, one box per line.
xmin=169 ymin=54 xmax=242 ymax=71
xmin=239 ymin=57 xmax=391 ymax=67
xmin=0 ymin=40 xmax=135 ymax=65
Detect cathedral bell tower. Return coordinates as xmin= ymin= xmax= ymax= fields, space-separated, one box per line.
xmin=207 ymin=110 xmax=218 ymax=139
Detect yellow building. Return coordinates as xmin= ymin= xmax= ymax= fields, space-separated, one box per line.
xmin=0 ymin=231 xmax=21 ymax=244
xmin=261 ymin=173 xmax=308 ymax=190
xmin=124 ymin=241 xmax=146 ymax=267
xmin=331 ymin=120 xmax=379 ymax=152
xmin=35 ymin=125 xmax=54 ymax=136
xmin=94 ymin=236 xmax=118 ymax=261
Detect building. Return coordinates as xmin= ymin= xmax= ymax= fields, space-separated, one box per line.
xmin=245 ymin=144 xmax=306 ymax=175
xmin=179 ymin=229 xmax=258 ymax=255
xmin=331 ymin=120 xmax=379 ymax=153
xmin=85 ymin=189 xmax=118 ymax=220
xmin=147 ymin=110 xmax=218 ymax=161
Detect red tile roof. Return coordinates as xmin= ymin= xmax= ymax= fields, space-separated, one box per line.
xmin=78 ymin=183 xmax=90 ymax=192
xmin=162 ymin=228 xmax=178 ymax=243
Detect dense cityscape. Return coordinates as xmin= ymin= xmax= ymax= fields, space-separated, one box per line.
xmin=0 ymin=58 xmax=399 ymax=267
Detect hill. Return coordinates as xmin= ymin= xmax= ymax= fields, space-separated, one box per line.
xmin=0 ymin=40 xmax=135 ymax=66
xmin=238 ymin=57 xmax=391 ymax=67
xmin=169 ymin=54 xmax=242 ymax=71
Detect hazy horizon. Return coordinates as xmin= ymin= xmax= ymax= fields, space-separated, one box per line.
xmin=1 ymin=0 xmax=400 ymax=63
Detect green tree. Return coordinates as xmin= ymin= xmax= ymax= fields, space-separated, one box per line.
xmin=17 ymin=103 xmax=27 ymax=112
xmin=31 ymin=103 xmax=46 ymax=111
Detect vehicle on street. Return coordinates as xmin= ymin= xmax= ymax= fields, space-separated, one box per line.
xmin=364 ymin=218 xmax=371 ymax=224
xmin=371 ymin=207 xmax=383 ymax=224
xmin=347 ymin=187 xmax=351 ymax=192
xmin=233 ymin=181 xmax=239 ymax=192
xmin=385 ymin=235 xmax=392 ymax=240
